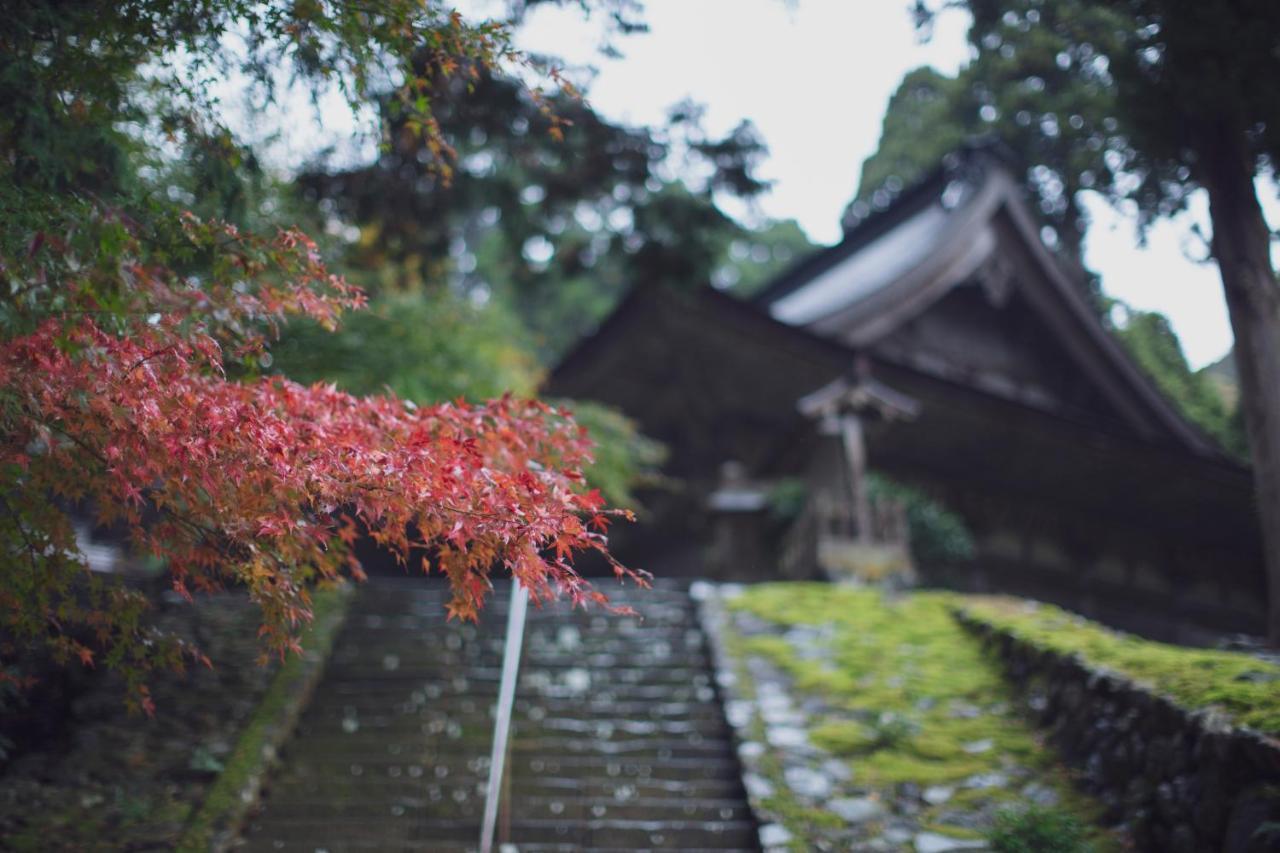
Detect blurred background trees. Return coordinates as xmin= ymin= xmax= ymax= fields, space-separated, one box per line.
xmin=898 ymin=0 xmax=1280 ymax=640
xmin=854 ymin=4 xmax=1261 ymax=461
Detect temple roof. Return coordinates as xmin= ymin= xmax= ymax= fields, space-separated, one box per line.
xmin=750 ymin=145 xmax=1220 ymax=457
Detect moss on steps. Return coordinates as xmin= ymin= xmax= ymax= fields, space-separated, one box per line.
xmin=176 ymin=585 xmax=352 ymax=853
xmin=724 ymin=583 xmax=1117 ymax=849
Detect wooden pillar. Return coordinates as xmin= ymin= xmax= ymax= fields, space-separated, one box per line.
xmin=839 ymin=413 xmax=873 ymax=543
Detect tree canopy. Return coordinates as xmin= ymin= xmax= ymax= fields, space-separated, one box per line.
xmin=295 ymin=64 xmax=794 ymax=356
xmin=0 ymin=0 xmax=652 ymax=710
xmin=905 ymin=0 xmax=1280 ymax=641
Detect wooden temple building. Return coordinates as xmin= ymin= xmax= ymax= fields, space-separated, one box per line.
xmin=549 ymin=146 xmax=1265 ymax=642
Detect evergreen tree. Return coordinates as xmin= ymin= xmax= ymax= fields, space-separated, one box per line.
xmin=910 ymin=0 xmax=1280 ymax=642
xmin=296 ymin=66 xmax=791 ymax=356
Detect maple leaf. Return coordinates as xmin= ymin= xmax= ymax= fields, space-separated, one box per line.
xmin=0 ymin=205 xmax=643 ymax=712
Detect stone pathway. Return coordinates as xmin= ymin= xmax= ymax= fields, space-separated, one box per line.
xmin=238 ymin=579 xmax=759 ymax=852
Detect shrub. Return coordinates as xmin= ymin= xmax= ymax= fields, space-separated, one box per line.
xmin=866 ymin=473 xmax=975 ymax=564
xmin=989 ymin=805 xmax=1090 ymax=853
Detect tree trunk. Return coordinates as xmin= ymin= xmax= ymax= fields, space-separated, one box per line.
xmin=1199 ymin=127 xmax=1280 ymax=645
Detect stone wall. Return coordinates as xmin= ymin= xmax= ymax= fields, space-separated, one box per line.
xmin=955 ymin=611 xmax=1280 ymax=853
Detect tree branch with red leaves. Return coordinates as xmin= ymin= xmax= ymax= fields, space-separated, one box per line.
xmin=0 ymin=202 xmax=643 ymax=714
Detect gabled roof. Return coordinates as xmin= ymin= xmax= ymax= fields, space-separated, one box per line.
xmin=752 ymin=145 xmax=1223 ymax=459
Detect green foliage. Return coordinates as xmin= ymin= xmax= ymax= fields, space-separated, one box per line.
xmin=866 ymin=473 xmax=975 ymax=564
xmin=1 ymin=1 xmax=522 ymax=195
xmin=720 ymin=219 xmax=817 ymax=296
xmin=1 ymin=0 xmax=666 ymax=704
xmin=187 ymin=746 xmax=225 ymax=775
xmin=858 ymin=1 xmax=1130 ymax=277
xmin=990 ymin=805 xmax=1091 ymax=853
xmin=851 ymin=67 xmax=974 ymax=214
xmin=269 ymin=294 xmax=665 ymax=508
xmin=550 ymin=399 xmax=667 ymax=509
xmin=959 ymin=596 xmax=1280 ymax=735
xmin=766 ymin=477 xmax=809 ymax=523
xmin=272 ymin=290 xmax=542 ymax=402
xmin=298 ymin=64 xmax=791 ymax=356
xmin=1112 ymin=306 xmax=1248 ymax=457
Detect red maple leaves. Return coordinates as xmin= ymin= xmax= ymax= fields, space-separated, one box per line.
xmin=0 ymin=207 xmax=642 ymax=712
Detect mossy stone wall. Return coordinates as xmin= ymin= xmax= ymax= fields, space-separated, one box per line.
xmin=956 ymin=612 xmax=1280 ymax=852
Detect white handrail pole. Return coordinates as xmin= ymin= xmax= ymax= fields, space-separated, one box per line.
xmin=479 ymin=576 xmax=529 ymax=853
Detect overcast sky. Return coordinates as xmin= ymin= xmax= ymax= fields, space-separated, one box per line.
xmin=505 ymin=0 xmax=1280 ymax=369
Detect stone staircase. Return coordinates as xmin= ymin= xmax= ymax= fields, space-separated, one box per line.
xmin=238 ymin=578 xmax=758 ymax=852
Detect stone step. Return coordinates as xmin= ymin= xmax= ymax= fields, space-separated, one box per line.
xmin=282 ymin=736 xmax=732 ymax=759
xmin=255 ymin=795 xmax=753 ymax=823
xmin=240 ymin=817 xmax=758 ymax=849
xmin=271 ymin=753 xmax=745 ymax=785
xmin=239 ymin=581 xmax=757 ymax=851
xmin=262 ymin=774 xmax=749 ymax=804
xmin=346 ymin=608 xmax=699 ymax=628
xmin=348 ymin=598 xmax=697 ymax=616
xmin=287 ymin=716 xmax=732 ymax=744
xmin=303 ymin=697 xmax=729 ymax=722
xmin=284 ymin=701 xmax=741 ymax=738
xmin=346 ymin=610 xmax=701 ymax=627
xmin=326 ymin=634 xmax=708 ymax=655
xmin=317 ymin=667 xmax=715 ymax=688
xmin=312 ymin=681 xmax=720 ymax=702
xmin=241 ymin=839 xmax=758 ymax=852
xmin=326 ymin=646 xmax=708 ymax=665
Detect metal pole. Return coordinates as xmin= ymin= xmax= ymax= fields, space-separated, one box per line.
xmin=479 ymin=576 xmax=529 ymax=853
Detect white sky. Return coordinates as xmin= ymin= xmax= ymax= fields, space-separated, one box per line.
xmin=508 ymin=0 xmax=1280 ymax=369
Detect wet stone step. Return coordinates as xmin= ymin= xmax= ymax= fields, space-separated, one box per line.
xmin=305 ymin=682 xmax=722 ymax=704
xmin=270 ymin=754 xmax=746 ymax=786
xmin=241 ymin=835 xmax=757 ymax=850
xmin=352 ymin=593 xmax=699 ymax=607
xmin=276 ymin=733 xmax=736 ymax=762
xmin=255 ymin=795 xmax=754 ymax=823
xmin=325 ymin=644 xmax=708 ymax=665
xmin=324 ymin=634 xmax=709 ymax=656
xmin=302 ymin=697 xmax=730 ymax=722
xmin=262 ymin=775 xmax=750 ymax=804
xmin=242 ymin=817 xmax=759 ymax=848
xmin=268 ymin=732 xmax=740 ymax=766
xmin=286 ymin=718 xmax=732 ymax=745
xmin=239 ymin=580 xmax=757 ymax=851
xmin=283 ymin=720 xmax=734 ymax=751
xmin=292 ymin=709 xmax=729 ymax=739
xmin=318 ymin=666 xmax=715 ymax=687
xmin=345 ymin=610 xmax=701 ymax=631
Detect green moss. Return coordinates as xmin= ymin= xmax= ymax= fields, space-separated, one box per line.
xmin=176 ymin=585 xmax=351 ymax=853
xmin=809 ymin=719 xmax=877 ymax=754
xmin=760 ymin=794 xmax=848 ymax=831
xmin=726 ymin=583 xmax=1110 ymax=839
xmin=858 ymin=749 xmax=990 ymax=786
xmin=959 ymin=596 xmax=1280 ymax=736
xmin=921 ymin=822 xmax=987 ymax=841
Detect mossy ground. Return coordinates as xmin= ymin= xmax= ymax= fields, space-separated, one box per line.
xmin=958 ymin=596 xmax=1280 ymax=736
xmin=725 ymin=583 xmax=1119 ymax=849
